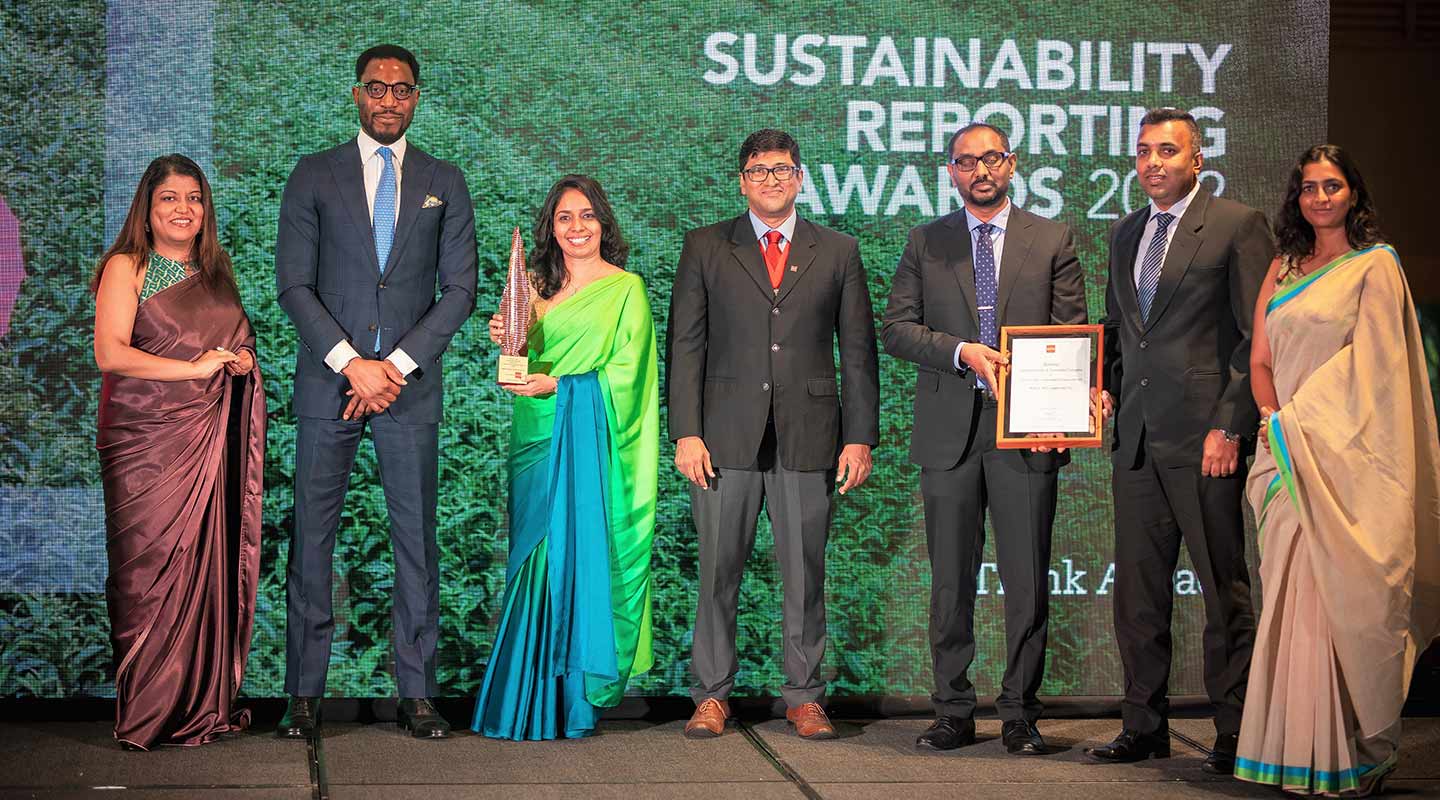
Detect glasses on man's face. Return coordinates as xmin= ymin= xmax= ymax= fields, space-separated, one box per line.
xmin=948 ymin=151 xmax=1012 ymax=172
xmin=741 ymin=165 xmax=801 ymax=183
xmin=355 ymin=80 xmax=419 ymax=101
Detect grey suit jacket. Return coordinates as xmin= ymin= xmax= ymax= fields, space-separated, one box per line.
xmin=1102 ymin=186 xmax=1273 ymax=469
xmin=275 ymin=140 xmax=477 ymax=423
xmin=666 ymin=213 xmax=880 ymax=472
xmin=882 ymin=203 xmax=1088 ymax=471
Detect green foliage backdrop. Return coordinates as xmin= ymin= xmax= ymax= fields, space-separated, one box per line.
xmin=1 ymin=1 xmax=1378 ymax=703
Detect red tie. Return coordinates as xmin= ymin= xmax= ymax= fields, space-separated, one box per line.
xmin=762 ymin=230 xmax=787 ymax=290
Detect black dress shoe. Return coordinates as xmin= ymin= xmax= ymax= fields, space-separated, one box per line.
xmin=397 ymin=697 xmax=451 ymax=739
xmin=915 ymin=716 xmax=977 ymax=751
xmin=1085 ymin=728 xmax=1171 ymax=762
xmin=276 ymin=696 xmax=321 ymax=739
xmin=1002 ymin=719 xmax=1048 ymax=755
xmin=1202 ymin=733 xmax=1238 ymax=774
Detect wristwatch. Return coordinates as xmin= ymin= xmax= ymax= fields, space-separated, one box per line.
xmin=1217 ymin=428 xmax=1243 ymax=444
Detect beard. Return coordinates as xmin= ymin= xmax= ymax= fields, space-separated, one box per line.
xmin=962 ymin=181 xmax=1007 ymax=208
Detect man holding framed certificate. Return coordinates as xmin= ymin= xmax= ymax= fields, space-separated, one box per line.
xmin=882 ymin=122 xmax=1086 ymax=756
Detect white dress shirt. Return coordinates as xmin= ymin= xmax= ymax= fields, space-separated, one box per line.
xmin=1132 ymin=179 xmax=1201 ymax=290
xmin=323 ymin=130 xmax=418 ymax=376
xmin=954 ymin=199 xmax=1012 ymax=371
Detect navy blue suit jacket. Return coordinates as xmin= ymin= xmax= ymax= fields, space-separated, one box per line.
xmin=275 ymin=139 xmax=477 ymax=423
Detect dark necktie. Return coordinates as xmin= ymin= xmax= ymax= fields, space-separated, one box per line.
xmin=1137 ymin=212 xmax=1175 ymax=323
xmin=973 ymin=222 xmax=998 ymax=390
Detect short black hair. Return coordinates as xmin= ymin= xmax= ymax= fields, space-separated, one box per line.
xmin=738 ymin=129 xmax=801 ymax=172
xmin=1138 ymin=108 xmax=1201 ymax=155
xmin=946 ymin=122 xmax=1011 ymax=159
xmin=356 ymin=44 xmax=420 ymax=84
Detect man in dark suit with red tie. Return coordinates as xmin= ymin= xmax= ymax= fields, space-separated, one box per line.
xmin=667 ymin=129 xmax=879 ymax=741
xmin=882 ymin=122 xmax=1087 ymax=755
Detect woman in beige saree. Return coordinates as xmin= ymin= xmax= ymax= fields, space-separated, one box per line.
xmin=1238 ymin=144 xmax=1440 ymax=795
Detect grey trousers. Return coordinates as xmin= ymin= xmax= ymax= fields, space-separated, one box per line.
xmin=689 ymin=457 xmax=835 ymax=707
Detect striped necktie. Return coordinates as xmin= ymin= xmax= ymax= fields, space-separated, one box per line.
xmin=1137 ymin=212 xmax=1174 ymax=323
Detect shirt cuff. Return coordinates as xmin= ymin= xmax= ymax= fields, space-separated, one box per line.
xmin=387 ymin=347 xmax=419 ymax=377
xmin=324 ymin=340 xmax=362 ymax=373
xmin=953 ymin=341 xmax=967 ymax=372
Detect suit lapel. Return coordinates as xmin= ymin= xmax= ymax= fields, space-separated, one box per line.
xmin=382 ymin=146 xmax=437 ymax=279
xmin=1111 ymin=208 xmax=1148 ymax=333
xmin=330 ymin=142 xmax=380 ymax=274
xmin=941 ymin=212 xmax=981 ymax=330
xmin=729 ymin=214 xmax=779 ymax=301
xmin=773 ymin=219 xmax=819 ymax=305
xmin=995 ymin=205 xmax=1034 ymax=324
xmin=1143 ymin=188 xmax=1210 ymax=333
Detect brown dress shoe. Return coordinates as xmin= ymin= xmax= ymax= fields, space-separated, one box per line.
xmin=684 ymin=698 xmax=731 ymax=739
xmin=786 ymin=702 xmax=837 ymax=740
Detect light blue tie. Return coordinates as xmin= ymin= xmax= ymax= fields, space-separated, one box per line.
xmin=1137 ymin=212 xmax=1174 ymax=323
xmin=373 ymin=146 xmax=396 ymax=349
xmin=973 ymin=222 xmax=998 ymax=390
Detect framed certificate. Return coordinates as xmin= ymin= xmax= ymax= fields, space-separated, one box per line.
xmin=994 ymin=324 xmax=1104 ymax=450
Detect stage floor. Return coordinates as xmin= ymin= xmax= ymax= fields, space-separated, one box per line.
xmin=3 ymin=716 xmax=1439 ymax=799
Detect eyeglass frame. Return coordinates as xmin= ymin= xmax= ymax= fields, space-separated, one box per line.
xmin=740 ymin=164 xmax=803 ymax=183
xmin=353 ymin=80 xmax=421 ymax=101
xmin=947 ymin=150 xmax=1013 ymax=172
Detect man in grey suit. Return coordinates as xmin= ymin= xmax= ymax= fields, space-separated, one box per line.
xmin=274 ymin=44 xmax=476 ymax=739
xmin=667 ymin=129 xmax=879 ymax=740
xmin=882 ymin=123 xmax=1087 ymax=755
xmin=1086 ymin=108 xmax=1268 ymax=773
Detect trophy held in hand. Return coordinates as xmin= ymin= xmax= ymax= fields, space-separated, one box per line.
xmin=497 ymin=226 xmax=532 ymax=384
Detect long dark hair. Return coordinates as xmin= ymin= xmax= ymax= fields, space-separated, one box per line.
xmin=529 ymin=174 xmax=629 ymax=299
xmin=1275 ymin=144 xmax=1384 ymax=261
xmin=90 ymin=153 xmax=238 ymax=297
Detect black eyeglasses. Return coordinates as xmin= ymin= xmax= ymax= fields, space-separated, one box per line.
xmin=741 ymin=165 xmax=801 ymax=183
xmin=948 ymin=151 xmax=1012 ymax=172
xmin=354 ymin=80 xmax=419 ymax=101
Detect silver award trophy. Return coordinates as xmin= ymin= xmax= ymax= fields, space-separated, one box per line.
xmin=497 ymin=227 xmax=532 ymax=384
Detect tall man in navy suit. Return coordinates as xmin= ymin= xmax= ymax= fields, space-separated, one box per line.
xmin=274 ymin=44 xmax=476 ymax=739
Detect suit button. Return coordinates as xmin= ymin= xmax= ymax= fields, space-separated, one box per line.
xmin=1140 ymin=378 xmax=1150 ymax=387
xmin=762 ymin=382 xmax=770 ymax=391
xmin=368 ymin=324 xmax=378 ymax=332
xmin=772 ymin=307 xmax=780 ymax=315
xmin=771 ymin=343 xmax=780 ymax=352
xmin=1139 ymin=340 xmax=1149 ymax=349
xmin=378 ymin=282 xmax=386 ymax=289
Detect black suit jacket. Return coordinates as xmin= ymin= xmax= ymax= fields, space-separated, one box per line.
xmin=1102 ymin=186 xmax=1272 ymax=469
xmin=275 ymin=140 xmax=477 ymax=423
xmin=666 ymin=213 xmax=880 ymax=471
xmin=882 ymin=203 xmax=1088 ymax=470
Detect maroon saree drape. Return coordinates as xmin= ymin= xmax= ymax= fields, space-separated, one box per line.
xmin=97 ymin=275 xmax=265 ymax=749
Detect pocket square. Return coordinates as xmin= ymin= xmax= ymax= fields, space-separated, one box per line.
xmin=422 ymin=195 xmax=444 ymax=209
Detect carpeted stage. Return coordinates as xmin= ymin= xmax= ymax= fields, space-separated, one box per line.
xmin=3 ymin=699 xmax=1439 ymax=799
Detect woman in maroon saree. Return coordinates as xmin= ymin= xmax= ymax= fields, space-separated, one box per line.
xmin=92 ymin=154 xmax=265 ymax=750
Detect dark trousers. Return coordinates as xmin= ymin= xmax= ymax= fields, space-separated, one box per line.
xmin=922 ymin=396 xmax=1058 ymax=723
xmin=689 ymin=422 xmax=835 ymax=707
xmin=1111 ymin=433 xmax=1256 ymax=736
xmin=285 ymin=414 xmax=440 ymax=698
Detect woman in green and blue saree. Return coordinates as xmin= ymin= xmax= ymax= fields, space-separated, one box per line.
xmin=1237 ymin=145 xmax=1440 ymax=796
xmin=474 ymin=174 xmax=659 ymax=740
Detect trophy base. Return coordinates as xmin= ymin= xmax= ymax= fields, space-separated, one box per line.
xmin=498 ymin=355 xmax=530 ymax=385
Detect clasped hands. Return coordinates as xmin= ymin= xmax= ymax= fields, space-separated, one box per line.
xmin=342 ymin=358 xmax=407 ymax=420
xmin=190 ymin=346 xmax=253 ymax=379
